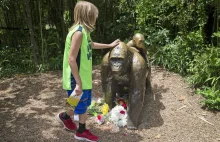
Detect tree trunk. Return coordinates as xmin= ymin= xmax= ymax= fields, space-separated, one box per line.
xmin=60 ymin=0 xmax=66 ymax=53
xmin=38 ymin=0 xmax=44 ymax=64
xmin=25 ymin=0 xmax=38 ymax=70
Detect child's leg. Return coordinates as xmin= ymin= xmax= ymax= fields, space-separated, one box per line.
xmin=77 ymin=113 xmax=87 ymax=133
xmin=79 ymin=113 xmax=87 ymax=123
xmin=65 ymin=108 xmax=74 ymax=118
xmin=78 ymin=93 xmax=90 ymax=124
xmin=57 ymin=90 xmax=77 ymax=131
xmin=62 ymin=90 xmax=75 ymax=119
xmin=74 ymin=90 xmax=98 ymax=142
xmin=74 ymin=90 xmax=89 ymax=133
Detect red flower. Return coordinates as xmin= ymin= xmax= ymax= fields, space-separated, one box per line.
xmin=118 ymin=99 xmax=127 ymax=109
xmin=96 ymin=114 xmax=104 ymax=125
xmin=120 ymin=110 xmax=125 ymax=115
xmin=122 ymin=103 xmax=127 ymax=109
xmin=97 ymin=115 xmax=102 ymax=120
xmin=119 ymin=100 xmax=124 ymax=105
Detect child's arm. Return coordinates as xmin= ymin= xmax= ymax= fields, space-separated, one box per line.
xmin=68 ymin=31 xmax=83 ymax=95
xmin=92 ymin=39 xmax=120 ymax=49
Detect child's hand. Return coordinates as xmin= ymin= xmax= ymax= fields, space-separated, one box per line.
xmin=109 ymin=39 xmax=120 ymax=48
xmin=75 ymin=84 xmax=83 ymax=96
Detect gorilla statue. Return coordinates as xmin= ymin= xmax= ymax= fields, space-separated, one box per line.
xmin=101 ymin=33 xmax=151 ymax=129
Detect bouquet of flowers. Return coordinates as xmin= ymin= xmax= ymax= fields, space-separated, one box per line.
xmin=88 ymin=98 xmax=110 ymax=125
xmin=87 ymin=97 xmax=128 ymax=127
xmin=109 ymin=105 xmax=127 ymax=127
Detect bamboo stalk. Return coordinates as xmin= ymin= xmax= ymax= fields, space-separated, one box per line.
xmin=38 ymin=1 xmax=44 ymax=65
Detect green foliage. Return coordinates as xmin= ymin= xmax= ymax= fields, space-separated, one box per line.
xmin=152 ymin=30 xmax=204 ymax=75
xmin=124 ymin=0 xmax=219 ymax=110
xmin=187 ymin=47 xmax=220 ymax=88
xmin=134 ymin=0 xmax=210 ymax=35
xmin=212 ymin=31 xmax=220 ymax=46
xmin=187 ymin=45 xmax=220 ymax=110
xmin=87 ymin=100 xmax=103 ymax=115
xmin=197 ymin=86 xmax=220 ymax=110
xmin=92 ymin=49 xmax=108 ymax=65
xmin=105 ymin=14 xmax=136 ymax=41
xmin=63 ymin=10 xmax=71 ymax=25
xmin=49 ymin=54 xmax=63 ymax=70
xmin=0 ymin=47 xmax=34 ymax=78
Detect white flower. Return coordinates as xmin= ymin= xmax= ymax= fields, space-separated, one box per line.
xmin=117 ymin=119 xmax=127 ymax=127
xmin=96 ymin=98 xmax=103 ymax=104
xmin=109 ymin=105 xmax=127 ymax=127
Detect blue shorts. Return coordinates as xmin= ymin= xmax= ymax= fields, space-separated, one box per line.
xmin=67 ymin=90 xmax=92 ymax=114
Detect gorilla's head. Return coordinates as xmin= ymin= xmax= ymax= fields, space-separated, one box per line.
xmin=133 ymin=33 xmax=145 ymax=49
xmin=109 ymin=42 xmax=130 ymax=74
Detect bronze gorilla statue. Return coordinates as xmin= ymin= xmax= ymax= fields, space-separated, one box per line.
xmin=101 ymin=33 xmax=151 ymax=129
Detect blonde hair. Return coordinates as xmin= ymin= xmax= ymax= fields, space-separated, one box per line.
xmin=70 ymin=1 xmax=98 ymax=32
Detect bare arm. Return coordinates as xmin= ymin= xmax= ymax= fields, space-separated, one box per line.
xmin=92 ymin=39 xmax=120 ymax=49
xmin=68 ymin=31 xmax=83 ymax=94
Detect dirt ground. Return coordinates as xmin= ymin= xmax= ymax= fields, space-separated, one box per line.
xmin=0 ymin=65 xmax=219 ymax=142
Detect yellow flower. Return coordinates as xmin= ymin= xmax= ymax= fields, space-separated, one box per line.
xmin=101 ymin=103 xmax=109 ymax=115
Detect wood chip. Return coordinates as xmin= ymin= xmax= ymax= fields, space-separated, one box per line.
xmin=197 ymin=116 xmax=214 ymax=126
xmin=201 ymin=112 xmax=207 ymax=116
xmin=185 ymin=99 xmax=192 ymax=107
xmin=154 ymin=134 xmax=161 ymax=139
xmin=178 ymin=95 xmax=185 ymax=101
xmin=177 ymin=105 xmax=187 ymax=110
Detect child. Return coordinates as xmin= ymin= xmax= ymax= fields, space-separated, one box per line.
xmin=57 ymin=1 xmax=120 ymax=142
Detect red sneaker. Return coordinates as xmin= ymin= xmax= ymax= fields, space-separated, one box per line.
xmin=74 ymin=129 xmax=99 ymax=142
xmin=57 ymin=113 xmax=77 ymax=131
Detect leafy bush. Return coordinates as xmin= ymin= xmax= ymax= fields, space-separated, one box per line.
xmin=148 ymin=29 xmax=220 ymax=110
xmin=196 ymin=86 xmax=220 ymax=110
xmin=187 ymin=45 xmax=220 ymax=110
xmin=0 ymin=47 xmax=34 ymax=78
xmin=152 ymin=30 xmax=204 ymax=75
xmin=187 ymin=47 xmax=220 ymax=88
xmin=49 ymin=54 xmax=63 ymax=70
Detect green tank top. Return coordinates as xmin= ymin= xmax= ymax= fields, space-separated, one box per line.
xmin=63 ymin=24 xmax=92 ymax=90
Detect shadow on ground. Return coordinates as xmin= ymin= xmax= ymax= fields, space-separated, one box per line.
xmin=0 ymin=72 xmax=149 ymax=142
xmin=139 ymin=84 xmax=168 ymax=129
xmin=0 ymin=72 xmax=69 ymax=141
